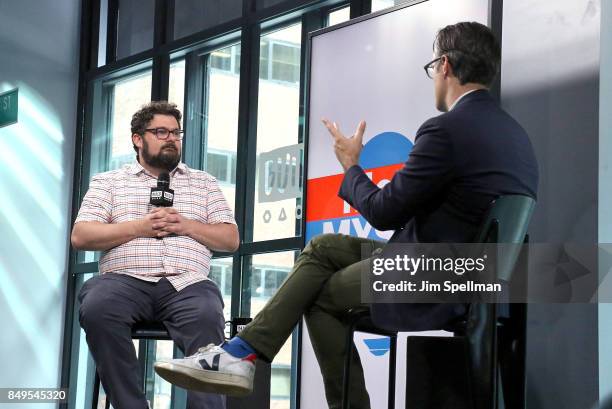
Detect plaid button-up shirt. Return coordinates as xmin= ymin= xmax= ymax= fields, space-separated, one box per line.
xmin=75 ymin=162 xmax=236 ymax=291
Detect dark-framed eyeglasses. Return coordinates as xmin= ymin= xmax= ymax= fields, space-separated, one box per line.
xmin=143 ymin=127 xmax=185 ymax=140
xmin=423 ymin=57 xmax=442 ymax=79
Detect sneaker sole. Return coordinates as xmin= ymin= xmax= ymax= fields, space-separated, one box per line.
xmin=154 ymin=362 xmax=253 ymax=397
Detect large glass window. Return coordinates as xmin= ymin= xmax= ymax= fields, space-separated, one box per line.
xmin=253 ymin=24 xmax=303 ymax=242
xmin=168 ymin=59 xmax=186 ymax=121
xmin=88 ymin=68 xmax=153 ymax=177
xmin=107 ymin=71 xmax=154 ymax=170
xmin=116 ymin=0 xmax=155 ymax=59
xmin=259 ymin=37 xmax=300 ymax=83
xmin=201 ymin=43 xmax=241 ymax=213
xmin=173 ymin=0 xmax=242 ymax=40
xmin=208 ymin=257 xmax=234 ymax=321
xmin=328 ymin=6 xmax=351 ymax=26
xmin=210 ymin=46 xmax=241 ymax=75
xmin=68 ymin=2 xmax=345 ymax=408
xmin=80 ymin=68 xmax=152 ymax=264
xmin=98 ymin=0 xmax=108 ymax=66
xmin=371 ymin=0 xmax=408 ymax=12
xmin=152 ymin=340 xmax=175 ymax=409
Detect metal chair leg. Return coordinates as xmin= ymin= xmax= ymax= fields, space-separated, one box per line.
xmin=92 ymin=370 xmax=100 ymax=409
xmin=342 ymin=321 xmax=358 ymax=409
xmin=388 ymin=335 xmax=397 ymax=409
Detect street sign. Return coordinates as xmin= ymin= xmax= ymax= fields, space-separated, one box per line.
xmin=0 ymin=88 xmax=18 ymax=128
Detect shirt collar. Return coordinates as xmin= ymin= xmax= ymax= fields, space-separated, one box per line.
xmin=448 ymin=88 xmax=481 ymax=111
xmin=126 ymin=161 xmax=188 ymax=176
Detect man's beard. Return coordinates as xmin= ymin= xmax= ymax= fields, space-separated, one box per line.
xmin=141 ymin=138 xmax=181 ymax=171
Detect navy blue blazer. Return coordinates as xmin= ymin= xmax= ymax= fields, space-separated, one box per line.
xmin=338 ymin=89 xmax=538 ymax=330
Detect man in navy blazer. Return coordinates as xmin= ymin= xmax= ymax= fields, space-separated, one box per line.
xmin=328 ymin=23 xmax=538 ymax=331
xmin=155 ymin=21 xmax=538 ymax=409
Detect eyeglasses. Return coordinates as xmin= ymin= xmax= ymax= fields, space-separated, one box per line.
xmin=423 ymin=57 xmax=442 ymax=79
xmin=144 ymin=127 xmax=185 ymax=140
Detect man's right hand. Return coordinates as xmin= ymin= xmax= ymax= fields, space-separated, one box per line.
xmin=72 ymin=209 xmax=174 ymax=251
xmin=135 ymin=210 xmax=172 ymax=238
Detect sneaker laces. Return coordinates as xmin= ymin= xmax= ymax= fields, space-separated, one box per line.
xmin=196 ymin=343 xmax=222 ymax=354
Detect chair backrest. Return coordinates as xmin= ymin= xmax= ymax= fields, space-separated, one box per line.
xmin=466 ymin=195 xmax=535 ymax=409
xmin=474 ymin=195 xmax=536 ymax=281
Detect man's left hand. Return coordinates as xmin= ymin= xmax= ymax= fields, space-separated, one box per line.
xmin=322 ymin=118 xmax=366 ymax=171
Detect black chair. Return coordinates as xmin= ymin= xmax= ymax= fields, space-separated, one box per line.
xmin=341 ymin=195 xmax=536 ymax=409
xmin=91 ymin=322 xmax=171 ymax=409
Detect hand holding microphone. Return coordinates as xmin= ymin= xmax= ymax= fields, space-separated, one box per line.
xmin=145 ymin=172 xmax=191 ymax=238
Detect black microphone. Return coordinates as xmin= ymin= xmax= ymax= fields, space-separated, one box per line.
xmin=150 ymin=172 xmax=174 ymax=207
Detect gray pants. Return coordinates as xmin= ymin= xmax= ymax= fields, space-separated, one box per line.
xmin=78 ymin=274 xmax=225 ymax=409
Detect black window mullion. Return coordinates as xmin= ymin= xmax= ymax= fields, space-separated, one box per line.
xmin=350 ymin=0 xmax=371 ymax=18
xmin=74 ymin=81 xmax=97 ymax=266
xmin=106 ymin=0 xmax=118 ymax=64
xmin=182 ymin=51 xmax=205 ymax=169
xmin=200 ymin=54 xmax=211 ymax=171
xmin=85 ymin=50 xmax=157 ymax=82
xmin=153 ymin=0 xmax=168 ymax=47
xmin=236 ymin=23 xmax=261 ymax=317
xmin=240 ymin=24 xmax=261 ymax=244
xmin=239 ymin=254 xmax=253 ymax=318
xmin=297 ymin=10 xmax=325 ymax=242
xmin=165 ymin=0 xmax=176 ymax=43
xmin=88 ymin=0 xmax=102 ymax=71
xmin=151 ymin=0 xmax=170 ymax=101
xmin=240 ymin=237 xmax=304 ymax=255
xmin=103 ymin=85 xmax=115 ymax=169
xmin=151 ymin=54 xmax=170 ymax=101
xmin=232 ymin=0 xmax=261 ymax=318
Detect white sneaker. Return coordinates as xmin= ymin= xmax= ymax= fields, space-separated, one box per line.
xmin=154 ymin=343 xmax=256 ymax=396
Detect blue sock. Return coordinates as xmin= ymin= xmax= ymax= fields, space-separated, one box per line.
xmin=222 ymin=336 xmax=257 ymax=358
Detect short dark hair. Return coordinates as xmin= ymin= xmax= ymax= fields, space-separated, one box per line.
xmin=434 ymin=22 xmax=501 ymax=87
xmin=131 ymin=101 xmax=182 ymax=159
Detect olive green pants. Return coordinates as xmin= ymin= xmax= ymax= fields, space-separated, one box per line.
xmin=239 ymin=233 xmax=385 ymax=409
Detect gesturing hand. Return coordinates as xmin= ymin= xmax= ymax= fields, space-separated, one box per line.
xmin=322 ymin=118 xmax=366 ymax=171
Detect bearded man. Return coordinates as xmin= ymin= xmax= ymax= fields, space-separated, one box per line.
xmin=71 ymin=101 xmax=238 ymax=409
